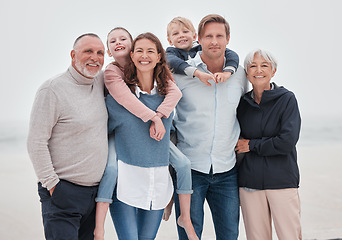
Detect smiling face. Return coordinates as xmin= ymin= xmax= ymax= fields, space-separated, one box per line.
xmin=167 ymin=23 xmax=197 ymax=52
xmin=71 ymin=36 xmax=105 ymax=78
xmin=107 ymin=29 xmax=132 ymax=61
xmin=246 ymin=53 xmax=277 ymax=88
xmin=198 ymin=22 xmax=229 ymax=60
xmin=130 ymin=38 xmax=161 ymax=73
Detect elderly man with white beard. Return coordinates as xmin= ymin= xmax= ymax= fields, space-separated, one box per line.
xmin=27 ymin=33 xmax=108 ymax=240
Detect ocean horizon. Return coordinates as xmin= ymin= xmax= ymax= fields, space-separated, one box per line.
xmin=1 ymin=115 xmax=342 ymax=155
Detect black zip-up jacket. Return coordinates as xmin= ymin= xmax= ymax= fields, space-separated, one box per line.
xmin=237 ymin=83 xmax=301 ymax=190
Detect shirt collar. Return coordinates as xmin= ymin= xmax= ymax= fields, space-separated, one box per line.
xmin=191 ymin=51 xmax=227 ymax=73
xmin=135 ymin=80 xmax=158 ymax=98
xmin=192 ymin=51 xmax=204 ymax=68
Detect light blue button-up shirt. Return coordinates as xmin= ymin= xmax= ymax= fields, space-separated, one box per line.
xmin=174 ymin=52 xmax=248 ymax=174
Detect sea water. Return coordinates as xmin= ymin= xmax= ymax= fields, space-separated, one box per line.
xmin=1 ymin=115 xmax=342 ymax=155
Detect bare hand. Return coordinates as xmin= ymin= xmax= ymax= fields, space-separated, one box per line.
xmin=235 ymin=138 xmax=250 ymax=154
xmin=150 ymin=116 xmax=166 ymax=141
xmin=214 ymin=72 xmax=232 ymax=83
xmin=49 ymin=185 xmax=56 ymax=196
xmin=194 ymin=70 xmax=215 ymax=86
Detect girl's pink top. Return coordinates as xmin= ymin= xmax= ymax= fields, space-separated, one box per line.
xmin=104 ymin=63 xmax=182 ymax=122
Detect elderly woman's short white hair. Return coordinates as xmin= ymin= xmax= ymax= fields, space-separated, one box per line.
xmin=244 ymin=49 xmax=278 ymax=71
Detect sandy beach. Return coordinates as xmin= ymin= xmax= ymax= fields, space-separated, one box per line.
xmin=1 ymin=142 xmax=341 ymax=239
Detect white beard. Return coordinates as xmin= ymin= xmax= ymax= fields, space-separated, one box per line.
xmin=75 ymin=61 xmax=100 ymax=78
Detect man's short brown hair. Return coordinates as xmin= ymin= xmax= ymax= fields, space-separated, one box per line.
xmin=198 ymin=14 xmax=230 ymax=39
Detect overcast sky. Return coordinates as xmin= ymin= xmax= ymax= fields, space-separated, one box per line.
xmin=1 ymin=0 xmax=342 ymax=125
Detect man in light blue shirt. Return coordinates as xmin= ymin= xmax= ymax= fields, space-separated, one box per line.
xmin=172 ymin=14 xmax=248 ymax=240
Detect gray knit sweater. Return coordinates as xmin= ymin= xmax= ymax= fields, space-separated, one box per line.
xmin=27 ymin=66 xmax=108 ymax=190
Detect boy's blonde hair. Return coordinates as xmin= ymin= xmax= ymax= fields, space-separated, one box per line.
xmin=167 ymin=17 xmax=196 ymax=38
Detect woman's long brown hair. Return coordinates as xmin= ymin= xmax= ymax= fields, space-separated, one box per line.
xmin=124 ymin=32 xmax=172 ymax=95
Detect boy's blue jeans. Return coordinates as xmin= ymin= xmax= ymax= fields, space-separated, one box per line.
xmin=96 ymin=134 xmax=192 ymax=203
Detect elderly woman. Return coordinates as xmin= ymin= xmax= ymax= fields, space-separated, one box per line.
xmin=235 ymin=49 xmax=302 ymax=240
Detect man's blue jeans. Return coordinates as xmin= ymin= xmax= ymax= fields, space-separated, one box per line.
xmin=174 ymin=167 xmax=240 ymax=240
xmin=109 ymin=190 xmax=164 ymax=240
